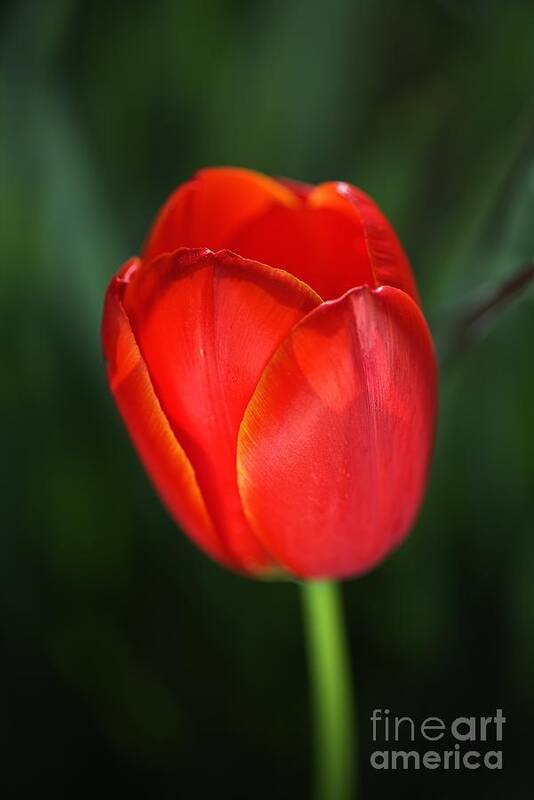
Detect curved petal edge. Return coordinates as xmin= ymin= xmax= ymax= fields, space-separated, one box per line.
xmin=309 ymin=182 xmax=420 ymax=303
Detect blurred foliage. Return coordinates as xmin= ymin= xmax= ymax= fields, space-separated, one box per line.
xmin=1 ymin=0 xmax=533 ymax=797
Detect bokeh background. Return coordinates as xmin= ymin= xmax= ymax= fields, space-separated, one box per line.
xmin=2 ymin=0 xmax=533 ymax=796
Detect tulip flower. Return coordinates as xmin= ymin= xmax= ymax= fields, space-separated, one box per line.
xmin=102 ymin=167 xmax=437 ymax=800
xmin=102 ymin=167 xmax=436 ymax=580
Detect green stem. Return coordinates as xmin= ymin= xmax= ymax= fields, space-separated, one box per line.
xmin=301 ymin=580 xmax=356 ymax=800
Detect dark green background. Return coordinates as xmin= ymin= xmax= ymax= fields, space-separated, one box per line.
xmin=2 ymin=0 xmax=533 ymax=797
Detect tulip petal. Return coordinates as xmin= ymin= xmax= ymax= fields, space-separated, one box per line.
xmin=123 ymin=248 xmax=321 ymax=573
xmin=102 ymin=260 xmax=236 ymax=569
xmin=237 ymin=285 xmax=437 ymax=579
xmin=229 ymin=181 xmax=419 ymax=302
xmin=229 ymin=199 xmax=376 ymax=301
xmin=142 ymin=167 xmax=298 ymax=263
xmin=308 ymin=182 xmax=420 ymax=302
xmin=276 ymin=177 xmax=313 ymax=201
xmin=143 ymin=171 xmax=416 ymax=305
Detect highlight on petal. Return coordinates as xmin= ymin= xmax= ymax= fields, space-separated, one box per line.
xmin=122 ymin=248 xmax=321 ymax=573
xmin=142 ymin=167 xmax=298 ymax=263
xmin=309 ymin=182 xmax=420 ymax=303
xmin=101 ymin=261 xmax=236 ymax=569
xmin=237 ymin=285 xmax=437 ymax=579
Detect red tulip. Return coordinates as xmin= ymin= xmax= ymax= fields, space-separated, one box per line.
xmin=102 ymin=167 xmax=437 ymax=579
